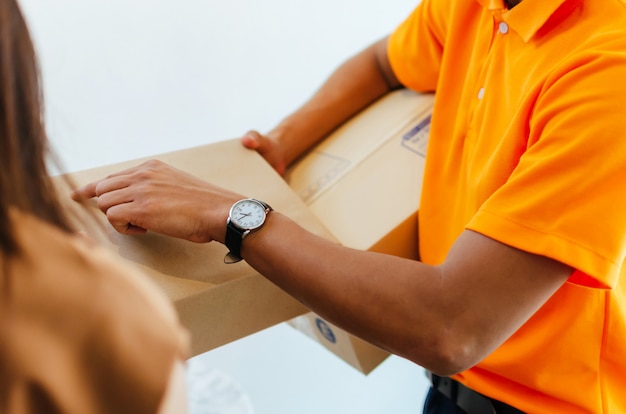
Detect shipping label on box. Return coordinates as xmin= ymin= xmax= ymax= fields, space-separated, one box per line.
xmin=286 ymin=89 xmax=434 ymax=373
xmin=53 ymin=139 xmax=337 ymax=357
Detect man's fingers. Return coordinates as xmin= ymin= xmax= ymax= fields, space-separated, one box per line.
xmin=240 ymin=131 xmax=261 ymax=150
xmin=117 ymin=222 xmax=148 ymax=236
xmin=71 ymin=181 xmax=99 ymax=201
xmin=95 ymin=187 xmax=135 ymax=214
xmin=71 ymin=174 xmax=128 ymax=202
xmin=106 ymin=204 xmax=148 ymax=236
xmin=73 ymin=172 xmax=135 ymax=210
xmin=71 ymin=161 xmax=160 ymax=202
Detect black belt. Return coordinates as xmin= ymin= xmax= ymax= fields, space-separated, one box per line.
xmin=427 ymin=372 xmax=525 ymax=414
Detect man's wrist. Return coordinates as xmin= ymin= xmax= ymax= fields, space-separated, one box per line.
xmin=223 ymin=198 xmax=273 ymax=264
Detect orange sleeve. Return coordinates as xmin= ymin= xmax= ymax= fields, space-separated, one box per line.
xmin=387 ymin=0 xmax=448 ymax=92
xmin=468 ymin=49 xmax=626 ymax=288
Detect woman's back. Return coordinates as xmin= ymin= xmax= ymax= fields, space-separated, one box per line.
xmin=1 ymin=209 xmax=188 ymax=414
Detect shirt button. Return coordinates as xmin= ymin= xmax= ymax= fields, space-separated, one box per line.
xmin=499 ymin=21 xmax=509 ymax=34
xmin=478 ymin=87 xmax=485 ymax=99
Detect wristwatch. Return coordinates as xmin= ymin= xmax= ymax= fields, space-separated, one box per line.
xmin=224 ymin=198 xmax=273 ymax=264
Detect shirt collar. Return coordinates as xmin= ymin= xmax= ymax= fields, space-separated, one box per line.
xmin=475 ymin=0 xmax=575 ymax=42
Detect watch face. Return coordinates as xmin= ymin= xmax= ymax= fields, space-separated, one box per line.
xmin=229 ymin=199 xmax=268 ymax=230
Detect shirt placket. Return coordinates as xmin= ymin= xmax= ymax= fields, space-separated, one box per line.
xmin=468 ymin=10 xmax=509 ymax=128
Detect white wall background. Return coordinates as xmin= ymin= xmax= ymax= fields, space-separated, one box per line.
xmin=20 ymin=1 xmax=430 ymax=413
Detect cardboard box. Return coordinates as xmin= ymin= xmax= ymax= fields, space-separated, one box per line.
xmin=53 ymin=139 xmax=337 ymax=357
xmin=285 ymin=89 xmax=434 ymax=373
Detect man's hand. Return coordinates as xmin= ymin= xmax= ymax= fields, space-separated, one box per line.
xmin=71 ymin=160 xmax=243 ymax=244
xmin=240 ymin=130 xmax=288 ymax=176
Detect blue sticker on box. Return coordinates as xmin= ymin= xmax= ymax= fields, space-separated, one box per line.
xmin=401 ymin=114 xmax=431 ymax=157
xmin=315 ymin=318 xmax=337 ymax=344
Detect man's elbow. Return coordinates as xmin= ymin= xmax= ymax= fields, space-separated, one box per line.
xmin=404 ymin=327 xmax=490 ymax=377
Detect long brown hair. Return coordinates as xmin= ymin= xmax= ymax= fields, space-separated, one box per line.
xmin=0 ymin=0 xmax=74 ymax=255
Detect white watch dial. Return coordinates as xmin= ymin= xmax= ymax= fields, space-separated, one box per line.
xmin=230 ymin=199 xmax=267 ymax=230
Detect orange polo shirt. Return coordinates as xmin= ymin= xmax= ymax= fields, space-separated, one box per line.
xmin=388 ymin=0 xmax=626 ymax=412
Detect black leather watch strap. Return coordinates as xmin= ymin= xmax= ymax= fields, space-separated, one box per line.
xmin=224 ymin=219 xmax=246 ymax=263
